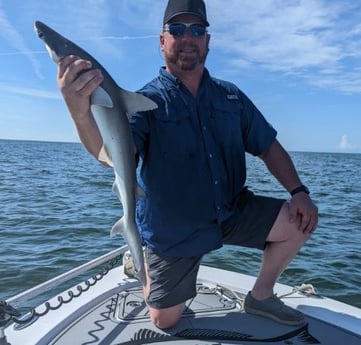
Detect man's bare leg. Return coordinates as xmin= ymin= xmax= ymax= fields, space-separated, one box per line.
xmin=251 ymin=202 xmax=311 ymax=300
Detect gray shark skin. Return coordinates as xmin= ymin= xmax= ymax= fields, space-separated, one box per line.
xmin=34 ymin=20 xmax=157 ymax=286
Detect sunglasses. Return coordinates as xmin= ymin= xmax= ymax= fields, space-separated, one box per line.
xmin=164 ymin=23 xmax=207 ymax=37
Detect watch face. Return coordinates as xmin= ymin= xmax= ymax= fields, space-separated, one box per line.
xmin=300 ymin=185 xmax=310 ymax=194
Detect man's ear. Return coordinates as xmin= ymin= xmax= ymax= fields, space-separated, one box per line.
xmin=206 ymin=33 xmax=211 ymax=47
xmin=160 ymin=33 xmax=165 ymax=51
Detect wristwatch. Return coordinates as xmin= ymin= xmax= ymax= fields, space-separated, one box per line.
xmin=290 ymin=184 xmax=310 ymax=196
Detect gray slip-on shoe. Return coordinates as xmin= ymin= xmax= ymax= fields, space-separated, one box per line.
xmin=244 ymin=291 xmax=306 ymax=326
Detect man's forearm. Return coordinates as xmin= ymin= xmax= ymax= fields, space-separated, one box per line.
xmin=259 ymin=140 xmax=303 ymax=193
xmin=73 ymin=111 xmax=103 ymax=159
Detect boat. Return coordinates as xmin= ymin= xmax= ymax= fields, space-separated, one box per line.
xmin=1 ymin=245 xmax=360 ymax=345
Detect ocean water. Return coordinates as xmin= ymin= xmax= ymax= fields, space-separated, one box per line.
xmin=0 ymin=139 xmax=360 ymax=310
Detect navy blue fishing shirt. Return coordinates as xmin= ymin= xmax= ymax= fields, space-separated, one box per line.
xmin=131 ymin=68 xmax=277 ymax=257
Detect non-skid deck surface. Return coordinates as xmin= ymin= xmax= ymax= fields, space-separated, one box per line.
xmin=49 ymin=283 xmax=360 ymax=345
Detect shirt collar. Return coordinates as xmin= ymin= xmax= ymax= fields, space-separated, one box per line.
xmin=159 ymin=66 xmax=211 ymax=90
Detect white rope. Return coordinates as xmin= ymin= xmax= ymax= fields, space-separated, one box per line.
xmin=280 ymin=283 xmax=318 ymax=298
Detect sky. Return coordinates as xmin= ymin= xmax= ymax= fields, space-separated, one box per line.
xmin=0 ymin=0 xmax=360 ymax=153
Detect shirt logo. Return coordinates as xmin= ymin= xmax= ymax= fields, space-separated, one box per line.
xmin=227 ymin=94 xmax=239 ymax=100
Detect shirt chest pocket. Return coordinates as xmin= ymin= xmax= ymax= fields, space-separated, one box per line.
xmin=210 ymin=100 xmax=246 ymax=146
xmin=153 ymin=108 xmax=199 ymax=161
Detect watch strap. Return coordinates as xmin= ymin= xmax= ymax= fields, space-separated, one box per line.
xmin=290 ymin=185 xmax=310 ymax=196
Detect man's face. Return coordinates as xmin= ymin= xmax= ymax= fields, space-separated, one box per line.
xmin=160 ymin=14 xmax=210 ymax=72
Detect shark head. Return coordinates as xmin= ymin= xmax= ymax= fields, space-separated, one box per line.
xmin=34 ymin=21 xmax=74 ymax=63
xmin=34 ymin=20 xmax=158 ymax=114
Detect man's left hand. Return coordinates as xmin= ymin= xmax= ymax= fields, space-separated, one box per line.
xmin=289 ymin=193 xmax=318 ymax=233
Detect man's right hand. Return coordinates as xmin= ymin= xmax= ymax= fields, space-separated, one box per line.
xmin=57 ymin=55 xmax=103 ymax=122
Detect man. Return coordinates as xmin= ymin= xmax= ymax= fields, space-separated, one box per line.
xmin=57 ymin=0 xmax=318 ymax=330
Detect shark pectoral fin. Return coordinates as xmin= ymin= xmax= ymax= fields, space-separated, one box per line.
xmin=112 ymin=180 xmax=122 ymax=203
xmin=119 ymin=88 xmax=158 ymax=118
xmin=110 ymin=217 xmax=125 ymax=238
xmin=91 ymin=86 xmax=113 ymax=108
xmin=98 ymin=145 xmax=114 ymax=167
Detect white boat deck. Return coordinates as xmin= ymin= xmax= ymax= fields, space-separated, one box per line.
xmin=1 ymin=247 xmax=360 ymax=345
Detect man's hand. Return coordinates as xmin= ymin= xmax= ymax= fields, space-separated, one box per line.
xmin=289 ymin=193 xmax=318 ymax=233
xmin=57 ymin=55 xmax=103 ymax=121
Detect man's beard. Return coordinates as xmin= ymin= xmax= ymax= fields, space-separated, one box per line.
xmin=165 ymin=44 xmax=209 ymax=71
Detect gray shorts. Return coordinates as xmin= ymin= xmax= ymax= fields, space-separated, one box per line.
xmin=145 ymin=190 xmax=285 ymax=309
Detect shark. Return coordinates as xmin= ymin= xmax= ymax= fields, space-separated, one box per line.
xmin=34 ymin=20 xmax=157 ymax=286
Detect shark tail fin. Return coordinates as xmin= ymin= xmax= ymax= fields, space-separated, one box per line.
xmin=119 ymin=88 xmax=158 ymax=117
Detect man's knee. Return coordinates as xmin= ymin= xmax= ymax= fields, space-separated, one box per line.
xmin=149 ymin=303 xmax=184 ymax=329
xmin=151 ymin=313 xmax=180 ymax=329
xmin=268 ymin=202 xmax=313 ymax=244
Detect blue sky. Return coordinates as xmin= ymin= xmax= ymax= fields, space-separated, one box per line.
xmin=0 ymin=0 xmax=360 ymax=153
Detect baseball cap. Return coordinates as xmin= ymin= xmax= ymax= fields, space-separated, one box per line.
xmin=163 ymin=0 xmax=209 ymax=27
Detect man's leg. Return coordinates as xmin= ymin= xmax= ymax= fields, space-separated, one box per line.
xmin=251 ymin=201 xmax=311 ymax=300
xmin=244 ymin=201 xmax=311 ymax=325
xmin=142 ymin=248 xmax=202 ymax=329
xmin=143 ymin=273 xmax=185 ymax=329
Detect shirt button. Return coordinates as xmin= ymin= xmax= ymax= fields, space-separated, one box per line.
xmin=217 ymin=206 xmax=221 ymax=211
xmin=203 ymin=125 xmax=207 ymax=131
xmin=214 ymin=180 xmax=218 ymax=185
xmin=209 ymin=153 xmax=213 ymax=158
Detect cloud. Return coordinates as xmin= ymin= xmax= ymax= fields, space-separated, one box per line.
xmin=95 ymin=35 xmax=158 ymax=41
xmin=113 ymin=1 xmax=164 ymax=29
xmin=2 ymin=0 xmax=361 ymax=95
xmin=0 ymin=4 xmax=44 ymax=79
xmin=0 ymin=51 xmax=45 ymax=56
xmin=0 ymin=83 xmax=61 ymax=100
xmin=337 ymin=135 xmax=353 ymax=150
xmin=208 ymin=0 xmax=361 ymax=94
